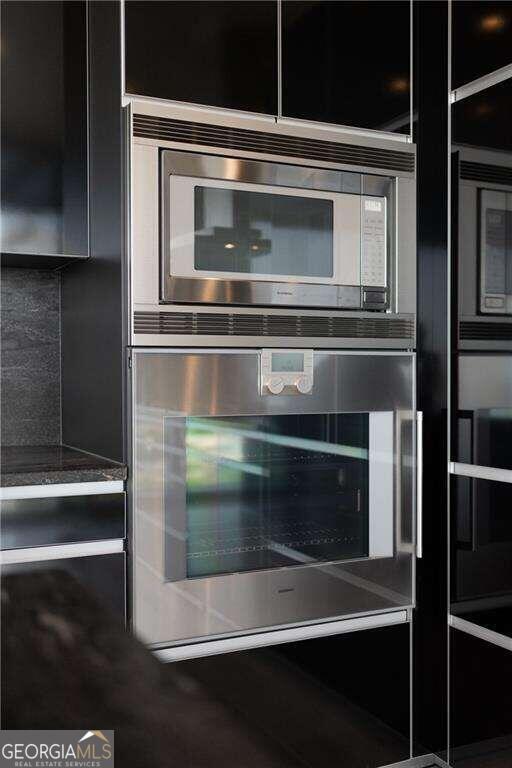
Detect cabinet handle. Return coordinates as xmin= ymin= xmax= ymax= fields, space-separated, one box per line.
xmin=416 ymin=411 xmax=423 ymax=559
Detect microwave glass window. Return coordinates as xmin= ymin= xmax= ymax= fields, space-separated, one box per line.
xmin=193 ymin=186 xmax=334 ymax=278
xmin=164 ymin=413 xmax=371 ymax=580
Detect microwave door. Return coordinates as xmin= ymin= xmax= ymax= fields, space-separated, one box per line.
xmin=160 ymin=150 xmax=369 ymax=309
xmin=132 ymin=350 xmax=415 ymax=648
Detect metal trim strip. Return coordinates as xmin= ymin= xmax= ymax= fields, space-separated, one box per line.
xmin=449 ymin=614 xmax=512 ymax=653
xmin=0 ymin=480 xmax=125 ymax=501
xmin=449 ymin=462 xmax=512 ymax=484
xmin=154 ymin=610 xmax=409 ymax=662
xmin=451 ymin=62 xmax=512 ymax=104
xmin=0 ymin=539 xmax=125 ymax=565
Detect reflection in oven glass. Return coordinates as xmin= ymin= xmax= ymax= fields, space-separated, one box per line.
xmin=165 ymin=414 xmax=370 ymax=580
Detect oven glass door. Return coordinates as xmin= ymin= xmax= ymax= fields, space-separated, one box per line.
xmin=165 ymin=412 xmax=394 ymax=582
xmin=133 ymin=350 xmax=414 ymax=647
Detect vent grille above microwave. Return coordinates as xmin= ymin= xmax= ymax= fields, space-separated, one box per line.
xmin=460 ymin=161 xmax=512 ymax=187
xmin=133 ymin=115 xmax=415 ymax=174
xmin=134 ymin=311 xmax=415 ymax=341
xmin=460 ymin=321 xmax=512 ymax=340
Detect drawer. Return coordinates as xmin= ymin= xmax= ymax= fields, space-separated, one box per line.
xmin=1 ymin=493 xmax=125 ymax=549
xmin=2 ymin=552 xmax=126 ymax=620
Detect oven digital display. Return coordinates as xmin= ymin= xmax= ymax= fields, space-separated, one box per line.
xmin=271 ymin=352 xmax=304 ymax=373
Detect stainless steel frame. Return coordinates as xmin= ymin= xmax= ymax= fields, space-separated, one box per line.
xmin=132 ymin=348 xmax=415 ymax=648
xmin=160 ymin=149 xmax=391 ymax=311
xmin=0 ymin=539 xmax=125 ymax=565
xmin=129 ymin=100 xmax=416 ymax=347
xmin=154 ymin=609 xmax=409 ymax=661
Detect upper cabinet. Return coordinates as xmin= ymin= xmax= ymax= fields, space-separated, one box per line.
xmin=452 ymin=1 xmax=512 ymax=90
xmin=124 ymin=0 xmax=412 ymax=137
xmin=124 ymin=1 xmax=278 ymax=115
xmin=1 ymin=1 xmax=88 ymax=265
xmin=281 ymin=0 xmax=411 ymax=134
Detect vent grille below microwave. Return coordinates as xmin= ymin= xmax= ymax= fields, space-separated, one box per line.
xmin=134 ymin=311 xmax=415 ymax=341
xmin=460 ymin=161 xmax=512 ymax=187
xmin=460 ymin=321 xmax=512 ymax=340
xmin=133 ymin=115 xmax=415 ymax=174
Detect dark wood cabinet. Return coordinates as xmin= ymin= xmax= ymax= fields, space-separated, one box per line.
xmin=452 ymin=1 xmax=512 ymax=90
xmin=282 ymin=0 xmax=411 ymax=134
xmin=125 ymin=1 xmax=278 ymax=115
xmin=1 ymin=0 xmax=88 ymax=266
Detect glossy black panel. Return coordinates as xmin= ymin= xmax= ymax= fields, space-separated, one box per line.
xmin=1 ymin=1 xmax=88 ymax=260
xmin=3 ymin=554 xmax=126 ymax=620
xmin=177 ymin=625 xmax=410 ymax=768
xmin=453 ymin=354 xmax=512 ymax=469
xmin=282 ymin=1 xmax=411 ymax=132
xmin=414 ymin=0 xmax=448 ymax=756
xmin=1 ymin=493 xmax=125 ymax=550
xmin=453 ymin=78 xmax=512 ymax=154
xmin=452 ymin=1 xmax=512 ymax=90
xmin=452 ymin=475 xmax=512 ymax=604
xmin=61 ymin=0 xmax=125 ymax=462
xmin=451 ymin=80 xmax=512 ymax=341
xmin=125 ymin=1 xmax=277 ymax=115
xmin=451 ymin=627 xmax=512 ymax=766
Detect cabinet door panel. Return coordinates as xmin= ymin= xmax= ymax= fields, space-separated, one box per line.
xmin=1 ymin=1 xmax=88 ymax=261
xmin=3 ymin=553 xmax=126 ymax=621
xmin=452 ymin=1 xmax=512 ymax=90
xmin=125 ymin=1 xmax=278 ymax=115
xmin=1 ymin=494 xmax=126 ymax=550
xmin=282 ymin=1 xmax=411 ymax=133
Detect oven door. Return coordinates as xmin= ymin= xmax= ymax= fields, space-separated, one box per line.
xmin=132 ymin=350 xmax=415 ymax=648
xmin=160 ymin=150 xmax=389 ymax=310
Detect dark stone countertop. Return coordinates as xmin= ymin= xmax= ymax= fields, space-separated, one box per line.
xmin=0 ymin=444 xmax=127 ymax=487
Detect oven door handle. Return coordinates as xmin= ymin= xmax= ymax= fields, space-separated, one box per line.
xmin=416 ymin=410 xmax=423 ymax=559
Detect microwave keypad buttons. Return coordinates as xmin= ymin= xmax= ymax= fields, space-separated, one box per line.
xmin=361 ymin=197 xmax=387 ymax=289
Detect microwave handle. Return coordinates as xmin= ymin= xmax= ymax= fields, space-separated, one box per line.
xmin=416 ymin=411 xmax=423 ymax=559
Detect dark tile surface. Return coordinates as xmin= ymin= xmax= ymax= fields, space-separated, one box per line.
xmin=1 ymin=267 xmax=61 ymax=445
xmin=0 ymin=444 xmax=127 ymax=486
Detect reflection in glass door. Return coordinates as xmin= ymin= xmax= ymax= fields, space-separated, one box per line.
xmin=164 ymin=412 xmax=394 ymax=582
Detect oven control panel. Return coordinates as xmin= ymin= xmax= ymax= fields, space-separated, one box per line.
xmin=260 ymin=349 xmax=314 ymax=395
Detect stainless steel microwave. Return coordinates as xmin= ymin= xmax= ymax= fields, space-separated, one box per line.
xmin=160 ymin=150 xmax=394 ymax=311
xmin=130 ymin=103 xmax=416 ymax=328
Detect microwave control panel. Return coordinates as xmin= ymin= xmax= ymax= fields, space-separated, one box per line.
xmin=361 ymin=196 xmax=388 ymax=310
xmin=260 ymin=350 xmax=313 ymax=396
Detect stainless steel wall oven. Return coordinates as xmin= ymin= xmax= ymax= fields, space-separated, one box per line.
xmin=132 ymin=349 xmax=416 ymax=649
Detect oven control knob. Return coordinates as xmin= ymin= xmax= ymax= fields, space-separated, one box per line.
xmin=267 ymin=377 xmax=285 ymax=395
xmin=296 ymin=376 xmax=311 ymax=394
